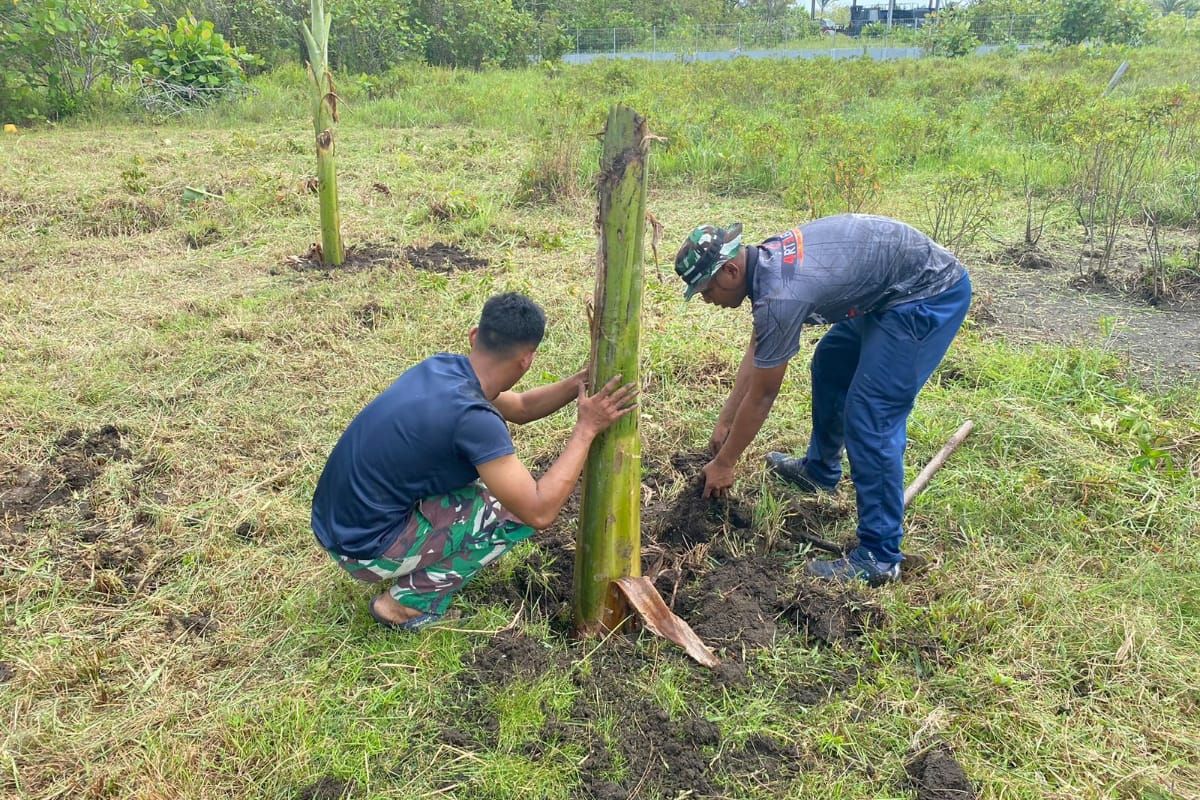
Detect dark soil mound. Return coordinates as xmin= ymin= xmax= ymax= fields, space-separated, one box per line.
xmin=448 ymin=627 xmax=856 ymax=799
xmin=465 ymin=629 xmax=560 ymax=687
xmin=1000 ymin=243 xmax=1056 ymax=271
xmin=720 ymin=732 xmax=812 ymax=784
xmin=651 ymin=451 xmax=753 ymax=549
xmin=166 ymin=613 xmax=218 ymax=639
xmin=783 ymin=579 xmax=885 ymax=646
xmin=406 ymin=242 xmax=488 ymax=273
xmin=296 ymin=777 xmax=353 ymax=800
xmin=678 ymin=557 xmax=885 ymax=655
xmin=655 ymin=481 xmax=753 ymax=549
xmin=678 ymin=554 xmax=788 ymax=653
xmin=1 ymin=426 xmax=130 ymax=525
xmin=288 ymin=242 xmax=404 ymax=273
xmin=907 ymin=744 xmax=977 ymax=800
xmin=356 ymin=301 xmax=388 ymax=329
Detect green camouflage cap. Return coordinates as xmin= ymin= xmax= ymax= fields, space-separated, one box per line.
xmin=675 ymin=223 xmax=744 ymax=299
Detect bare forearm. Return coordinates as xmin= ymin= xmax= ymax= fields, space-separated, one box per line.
xmin=526 ymin=426 xmax=596 ymax=527
xmin=511 ymin=374 xmax=584 ymax=424
xmin=719 ymin=339 xmax=757 ymax=426
xmin=715 ymin=390 xmax=775 ymax=468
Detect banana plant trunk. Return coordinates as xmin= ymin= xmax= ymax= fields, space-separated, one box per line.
xmin=302 ymin=0 xmax=344 ymax=266
xmin=574 ymin=106 xmax=649 ymax=636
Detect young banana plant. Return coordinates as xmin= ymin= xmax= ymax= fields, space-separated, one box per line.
xmin=301 ymin=0 xmax=345 ymax=266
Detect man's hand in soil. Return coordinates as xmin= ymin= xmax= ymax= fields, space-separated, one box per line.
xmin=576 ymin=375 xmax=638 ymax=437
xmin=701 ymin=458 xmax=735 ymax=498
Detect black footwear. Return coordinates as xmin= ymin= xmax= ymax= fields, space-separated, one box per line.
xmin=805 ymin=547 xmax=901 ymax=587
xmin=765 ymin=452 xmax=838 ymax=493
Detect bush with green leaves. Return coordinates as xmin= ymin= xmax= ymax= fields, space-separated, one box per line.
xmin=921 ymin=10 xmax=981 ymax=56
xmin=131 ymin=16 xmax=259 ymax=95
xmin=416 ymin=0 xmax=538 ymax=69
xmin=149 ymin=0 xmax=305 ymax=69
xmin=331 ymin=0 xmax=425 ymax=73
xmin=0 ymin=0 xmax=150 ymax=119
xmin=1051 ymin=0 xmax=1155 ymax=44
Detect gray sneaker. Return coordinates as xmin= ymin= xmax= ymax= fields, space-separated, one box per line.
xmin=806 ymin=546 xmax=900 ymax=587
xmin=765 ymin=452 xmax=838 ymax=493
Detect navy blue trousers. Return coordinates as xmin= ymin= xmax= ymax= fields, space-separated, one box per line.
xmin=803 ymin=274 xmax=972 ymax=564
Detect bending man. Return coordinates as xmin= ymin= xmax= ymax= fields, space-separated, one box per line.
xmin=675 ymin=214 xmax=971 ymax=585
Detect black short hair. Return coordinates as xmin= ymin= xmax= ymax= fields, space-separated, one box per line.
xmin=477 ymin=293 xmax=546 ymax=355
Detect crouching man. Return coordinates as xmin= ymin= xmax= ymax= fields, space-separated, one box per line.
xmin=311 ymin=293 xmax=636 ymax=630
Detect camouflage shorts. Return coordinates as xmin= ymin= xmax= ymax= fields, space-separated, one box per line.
xmin=328 ymin=483 xmax=534 ymax=615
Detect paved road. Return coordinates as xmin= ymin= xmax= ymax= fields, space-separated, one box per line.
xmin=563 ymin=43 xmax=1021 ymax=64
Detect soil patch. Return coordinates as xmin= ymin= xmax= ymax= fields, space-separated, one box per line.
xmin=466 ymin=629 xmax=560 ymax=687
xmin=652 ymin=452 xmax=753 ymax=549
xmin=0 ymin=662 xmax=13 ymax=683
xmin=971 ymin=258 xmax=1200 ymax=381
xmin=288 ymin=242 xmax=404 ymax=273
xmin=405 ymin=242 xmax=488 ymax=273
xmin=296 ymin=777 xmax=354 ymax=800
xmin=655 ymin=482 xmax=752 ymax=549
xmin=906 ymin=744 xmax=977 ymax=800
xmin=448 ymin=631 xmax=841 ymax=799
xmin=999 ymin=243 xmax=1056 ymax=271
xmin=678 ymin=554 xmax=787 ymax=653
xmin=356 ymin=301 xmax=388 ymax=329
xmin=166 ymin=613 xmax=218 ymax=639
xmin=1 ymin=426 xmax=131 ymax=525
xmin=783 ymin=580 xmax=886 ymax=646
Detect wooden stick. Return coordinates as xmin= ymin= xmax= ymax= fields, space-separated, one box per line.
xmin=781 ymin=515 xmax=846 ymax=555
xmin=904 ymin=420 xmax=974 ymax=509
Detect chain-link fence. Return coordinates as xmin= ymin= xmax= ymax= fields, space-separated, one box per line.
xmin=559 ymin=15 xmax=1051 ymax=63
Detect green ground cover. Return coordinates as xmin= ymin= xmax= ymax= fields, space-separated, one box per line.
xmin=1 ymin=47 xmax=1198 ymax=799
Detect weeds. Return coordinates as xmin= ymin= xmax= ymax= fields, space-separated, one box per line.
xmin=922 ymin=168 xmax=1000 ymax=254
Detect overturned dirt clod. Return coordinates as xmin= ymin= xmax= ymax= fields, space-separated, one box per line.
xmin=783 ymin=580 xmax=885 ymax=646
xmin=1 ymin=426 xmax=131 ymax=523
xmin=356 ymin=301 xmax=388 ymax=329
xmin=679 ymin=555 xmax=786 ymax=652
xmin=465 ymin=629 xmax=559 ymax=686
xmin=405 ymin=242 xmax=488 ymax=273
xmin=907 ymin=743 xmax=977 ymax=800
xmin=296 ymin=776 xmax=354 ymax=800
xmin=166 ymin=613 xmax=218 ymax=639
xmin=656 ymin=483 xmax=753 ymax=549
xmin=289 ymin=242 xmax=404 ymax=273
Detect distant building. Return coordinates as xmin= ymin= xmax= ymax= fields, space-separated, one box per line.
xmin=848 ymin=1 xmax=938 ymax=35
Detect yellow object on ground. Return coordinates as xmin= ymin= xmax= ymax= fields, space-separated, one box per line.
xmin=3 ymin=124 xmax=17 ymax=134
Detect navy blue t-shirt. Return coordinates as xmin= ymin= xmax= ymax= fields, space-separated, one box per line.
xmin=311 ymin=353 xmax=514 ymax=559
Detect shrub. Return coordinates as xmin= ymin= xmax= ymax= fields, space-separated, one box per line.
xmin=416 ymin=0 xmax=538 ymax=69
xmin=516 ymin=126 xmax=585 ymax=206
xmin=1051 ymin=0 xmax=1155 ymax=44
xmin=149 ymin=0 xmax=304 ymax=69
xmin=330 ymin=0 xmax=426 ymax=74
xmin=921 ymin=10 xmax=981 ymax=56
xmin=0 ymin=0 xmax=150 ymax=119
xmin=922 ymin=168 xmax=1001 ymax=253
xmin=130 ymin=15 xmax=259 ymax=98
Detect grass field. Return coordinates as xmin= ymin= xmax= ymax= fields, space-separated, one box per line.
xmin=2 ymin=47 xmax=1199 ymax=800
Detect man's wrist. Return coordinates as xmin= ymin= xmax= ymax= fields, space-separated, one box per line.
xmin=714 ymin=449 xmax=739 ymax=469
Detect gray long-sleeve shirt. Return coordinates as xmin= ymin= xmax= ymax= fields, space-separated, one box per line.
xmin=749 ymin=214 xmax=966 ymax=368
